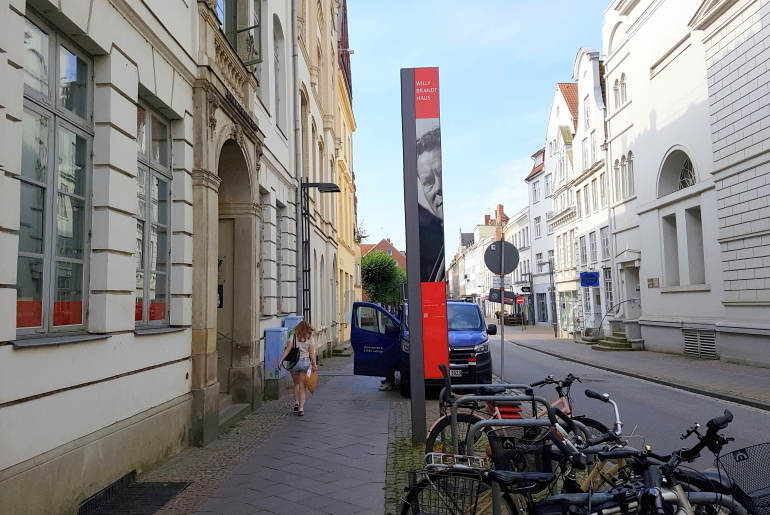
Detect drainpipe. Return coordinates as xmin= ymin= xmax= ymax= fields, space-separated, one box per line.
xmin=292 ymin=0 xmax=304 ymax=317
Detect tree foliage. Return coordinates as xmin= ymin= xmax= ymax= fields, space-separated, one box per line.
xmin=361 ymin=251 xmax=405 ymax=307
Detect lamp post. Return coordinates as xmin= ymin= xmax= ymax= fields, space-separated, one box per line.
xmin=297 ymin=178 xmax=340 ymax=322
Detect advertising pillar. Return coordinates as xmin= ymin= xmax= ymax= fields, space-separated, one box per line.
xmin=401 ymin=67 xmax=449 ymax=444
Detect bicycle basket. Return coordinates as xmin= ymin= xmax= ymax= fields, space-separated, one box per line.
xmin=716 ymin=443 xmax=770 ymax=515
xmin=487 ymin=426 xmax=556 ymax=493
xmin=403 ymin=469 xmax=483 ymax=515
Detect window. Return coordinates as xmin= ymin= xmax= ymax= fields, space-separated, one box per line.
xmin=600 ymin=173 xmax=607 ymax=207
xmin=582 ymin=138 xmax=589 ymax=170
xmin=679 ymin=158 xmax=695 ymax=190
xmin=626 ymin=151 xmax=635 ymax=197
xmin=583 ymin=287 xmax=592 ymax=313
xmin=533 ymin=180 xmax=540 ymax=203
xmin=544 ymin=174 xmax=553 ymax=196
xmin=583 ymin=185 xmax=590 ymax=216
xmin=568 ymin=230 xmax=575 ymax=267
xmin=556 ymin=235 xmax=563 ymax=270
xmin=620 ymin=73 xmax=627 ymax=104
xmin=591 ymin=132 xmax=597 ymax=165
xmin=16 ymin=17 xmax=92 ymax=333
xmin=354 ymin=262 xmax=361 ymax=286
xmin=603 ymin=268 xmax=613 ymax=312
xmin=136 ymin=104 xmax=172 ymax=325
xmin=600 ymin=227 xmax=610 ymax=259
xmin=386 ymin=249 xmax=392 ymax=255
xmin=613 ymin=79 xmax=620 ymax=109
xmin=591 ymin=179 xmax=598 ymax=212
xmin=217 ymin=0 xmax=262 ymax=66
xmin=662 ymin=214 xmax=680 ymax=287
xmin=536 ymin=253 xmax=543 ymax=272
xmin=584 ymin=95 xmax=590 ymax=128
xmin=576 ymin=190 xmax=582 ymax=219
xmin=614 ymin=159 xmax=621 ymax=202
xmin=579 ymin=235 xmax=587 ymax=265
xmin=589 ymin=232 xmax=597 ymax=262
xmin=535 ymin=216 xmax=542 ymax=238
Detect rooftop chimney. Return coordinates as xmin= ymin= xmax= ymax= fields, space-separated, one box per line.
xmin=484 ymin=215 xmax=490 ymax=225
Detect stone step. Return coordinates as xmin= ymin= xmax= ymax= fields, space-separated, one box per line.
xmin=218 ymin=403 xmax=250 ymax=434
xmin=603 ymin=335 xmax=629 ymax=344
xmin=597 ymin=339 xmax=634 ymax=349
xmin=332 ymin=342 xmax=353 ymax=357
xmin=592 ymin=343 xmax=634 ymax=352
xmin=612 ymin=332 xmax=627 ymax=338
xmin=579 ymin=337 xmax=600 ymax=345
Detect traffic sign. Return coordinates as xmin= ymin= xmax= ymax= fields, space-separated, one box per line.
xmin=484 ymin=241 xmax=519 ymax=275
xmin=516 ymin=296 xmax=525 ymax=304
xmin=521 ymin=286 xmax=531 ymax=292
xmin=492 ymin=276 xmax=512 ymax=288
xmin=488 ymin=289 xmax=516 ymax=304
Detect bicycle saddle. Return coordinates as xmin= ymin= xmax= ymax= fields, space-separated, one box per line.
xmin=488 ymin=470 xmax=555 ymax=487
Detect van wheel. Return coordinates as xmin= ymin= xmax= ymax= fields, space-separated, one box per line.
xmin=400 ymin=379 xmax=410 ymax=398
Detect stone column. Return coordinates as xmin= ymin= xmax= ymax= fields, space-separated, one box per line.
xmin=191 ymin=169 xmax=221 ymax=446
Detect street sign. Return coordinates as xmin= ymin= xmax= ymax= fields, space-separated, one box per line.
xmin=492 ymin=276 xmax=512 ymax=288
xmin=516 ymin=296 xmax=525 ymax=304
xmin=521 ymin=286 xmax=531 ymax=292
xmin=488 ymin=289 xmax=516 ymax=304
xmin=484 ymin=241 xmax=519 ymax=275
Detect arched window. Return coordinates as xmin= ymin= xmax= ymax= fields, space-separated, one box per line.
xmin=626 ymin=151 xmax=635 ymax=196
xmin=658 ymin=149 xmax=697 ymax=197
xmin=273 ymin=17 xmax=285 ymax=129
xmin=679 ymin=158 xmax=695 ymax=190
xmin=613 ymin=79 xmax=620 ymax=109
xmin=620 ymin=74 xmax=627 ymax=104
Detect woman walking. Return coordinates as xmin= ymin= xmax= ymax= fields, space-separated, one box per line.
xmin=279 ymin=321 xmax=318 ymax=416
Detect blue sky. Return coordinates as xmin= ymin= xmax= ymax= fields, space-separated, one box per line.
xmin=347 ymin=0 xmax=609 ymax=259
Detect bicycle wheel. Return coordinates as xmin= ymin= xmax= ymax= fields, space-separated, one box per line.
xmin=401 ymin=471 xmax=517 ymax=515
xmin=571 ymin=416 xmax=609 ymax=441
xmin=425 ymin=413 xmax=488 ymax=456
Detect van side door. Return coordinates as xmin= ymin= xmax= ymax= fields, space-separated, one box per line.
xmin=351 ymin=302 xmax=401 ymax=377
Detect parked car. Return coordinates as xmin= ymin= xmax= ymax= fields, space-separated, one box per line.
xmin=350 ymin=301 xmax=497 ymax=397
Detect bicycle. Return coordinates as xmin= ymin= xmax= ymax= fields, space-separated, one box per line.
xmin=426 ymin=366 xmax=611 ymax=456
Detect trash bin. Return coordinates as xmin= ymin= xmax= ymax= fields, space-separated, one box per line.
xmin=283 ymin=315 xmax=304 ymax=334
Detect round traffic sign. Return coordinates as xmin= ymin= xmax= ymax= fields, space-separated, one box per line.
xmin=484 ymin=241 xmax=519 ymax=275
xmin=516 ymin=296 xmax=525 ymax=304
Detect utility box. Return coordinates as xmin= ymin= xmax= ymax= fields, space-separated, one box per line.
xmin=264 ymin=327 xmax=289 ymax=400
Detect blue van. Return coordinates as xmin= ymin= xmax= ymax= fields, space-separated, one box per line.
xmin=350 ymin=301 xmax=497 ymax=396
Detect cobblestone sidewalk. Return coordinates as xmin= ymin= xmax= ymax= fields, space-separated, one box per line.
xmin=144 ymin=354 xmax=354 ymax=514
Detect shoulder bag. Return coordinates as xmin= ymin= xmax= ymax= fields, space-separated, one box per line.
xmin=284 ymin=334 xmax=300 ymax=369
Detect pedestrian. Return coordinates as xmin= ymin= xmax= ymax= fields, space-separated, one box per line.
xmin=279 ymin=321 xmax=318 ymax=416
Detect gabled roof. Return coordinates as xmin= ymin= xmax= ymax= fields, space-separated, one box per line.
xmin=526 ymin=148 xmax=546 ymax=181
xmin=557 ymin=83 xmax=579 ymax=130
xmin=360 ymin=244 xmax=375 ymax=255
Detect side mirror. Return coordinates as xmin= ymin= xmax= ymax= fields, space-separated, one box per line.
xmin=487 ymin=324 xmax=497 ymax=335
xmin=384 ymin=323 xmax=400 ymax=338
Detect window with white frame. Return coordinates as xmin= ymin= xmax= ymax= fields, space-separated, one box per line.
xmin=626 ymin=151 xmax=635 ymax=197
xmin=583 ymin=287 xmax=592 ymax=313
xmin=544 ymin=174 xmax=553 ymax=196
xmin=533 ymin=180 xmax=540 ymax=203
xmin=576 ymin=190 xmax=582 ymax=219
xmin=579 ymin=235 xmax=587 ymax=265
xmin=556 ymin=235 xmax=563 ymax=270
xmin=216 ymin=0 xmax=262 ymax=66
xmin=591 ymin=179 xmax=598 ymax=212
xmin=535 ymin=216 xmax=542 ymax=238
xmin=583 ymin=184 xmax=590 ymax=216
xmin=591 ymin=132 xmax=597 ymax=164
xmin=614 ymin=159 xmax=621 ymax=202
xmin=135 ymin=104 xmax=172 ymax=325
xmin=613 ymin=78 xmax=620 ymax=109
xmin=589 ymin=231 xmax=597 ymax=262
xmin=600 ymin=173 xmax=607 ymax=207
xmin=582 ymin=138 xmax=589 ymax=170
xmin=584 ymin=95 xmax=590 ymax=128
xmin=16 ymin=16 xmax=92 ymax=333
xmin=600 ymin=226 xmax=610 ymax=259
xmin=620 ymin=73 xmax=627 ymax=104
xmin=536 ymin=252 xmax=543 ymax=272
xmin=604 ymin=268 xmax=614 ymax=312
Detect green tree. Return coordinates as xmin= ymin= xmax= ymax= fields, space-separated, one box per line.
xmin=361 ymin=250 xmax=405 ymax=308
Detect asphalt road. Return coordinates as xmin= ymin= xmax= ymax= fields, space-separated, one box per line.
xmin=489 ymin=339 xmax=770 ymax=470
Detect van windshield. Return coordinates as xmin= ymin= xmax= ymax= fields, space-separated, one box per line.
xmin=447 ymin=304 xmax=484 ymax=331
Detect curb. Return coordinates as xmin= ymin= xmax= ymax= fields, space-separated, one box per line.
xmin=510 ymin=340 xmax=770 ymax=413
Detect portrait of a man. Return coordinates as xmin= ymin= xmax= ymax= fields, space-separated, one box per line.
xmin=415 ymin=125 xmax=445 ymax=282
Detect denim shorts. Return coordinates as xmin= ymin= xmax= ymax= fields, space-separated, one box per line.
xmin=292 ymin=358 xmax=311 ymax=374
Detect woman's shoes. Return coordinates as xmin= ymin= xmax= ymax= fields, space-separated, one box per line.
xmin=293 ymin=401 xmax=299 ymax=413
xmin=297 ymin=408 xmax=304 ymax=416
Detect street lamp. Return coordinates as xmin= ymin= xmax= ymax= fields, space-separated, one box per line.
xmin=297 ymin=179 xmax=340 ymax=322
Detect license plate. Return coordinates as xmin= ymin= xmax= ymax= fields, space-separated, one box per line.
xmin=450 ymin=369 xmax=462 ymax=377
